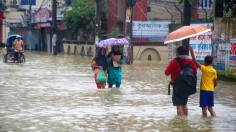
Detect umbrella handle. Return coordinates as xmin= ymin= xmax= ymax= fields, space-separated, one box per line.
xmin=168 ymin=83 xmax=171 ymax=95
xmin=168 ymin=81 xmax=174 ymax=95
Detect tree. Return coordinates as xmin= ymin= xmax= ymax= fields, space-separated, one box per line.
xmin=176 ymin=0 xmax=194 ymax=5
xmin=176 ymin=0 xmax=194 ymax=54
xmin=224 ymin=0 xmax=236 ymax=17
xmin=177 ymin=0 xmax=235 ymax=18
xmin=176 ymin=0 xmax=195 ymax=25
xmin=108 ymin=28 xmax=119 ymax=38
xmin=215 ymin=0 xmax=224 ymax=17
xmin=63 ymin=0 xmax=96 ymax=40
xmin=63 ymin=0 xmax=107 ymax=40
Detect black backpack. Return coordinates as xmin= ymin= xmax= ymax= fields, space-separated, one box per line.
xmin=174 ymin=57 xmax=197 ymax=97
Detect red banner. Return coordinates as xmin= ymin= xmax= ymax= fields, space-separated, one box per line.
xmin=230 ymin=43 xmax=236 ymax=55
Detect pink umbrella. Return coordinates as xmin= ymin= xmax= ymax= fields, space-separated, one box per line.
xmin=96 ymin=38 xmax=130 ymax=47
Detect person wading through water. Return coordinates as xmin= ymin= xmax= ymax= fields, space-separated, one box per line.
xmin=165 ymin=46 xmax=197 ymax=116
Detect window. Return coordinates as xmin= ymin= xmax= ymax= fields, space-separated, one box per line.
xmin=198 ymin=0 xmax=213 ymax=9
xmin=21 ymin=0 xmax=36 ymax=5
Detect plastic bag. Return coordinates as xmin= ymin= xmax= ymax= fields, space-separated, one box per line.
xmin=96 ymin=69 xmax=107 ymax=84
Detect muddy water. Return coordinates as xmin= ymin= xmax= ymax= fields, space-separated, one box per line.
xmin=0 ymin=51 xmax=235 ymax=132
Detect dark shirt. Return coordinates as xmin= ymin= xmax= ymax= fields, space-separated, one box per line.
xmin=93 ymin=55 xmax=108 ymax=71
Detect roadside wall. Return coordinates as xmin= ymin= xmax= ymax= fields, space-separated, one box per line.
xmin=213 ymin=18 xmax=236 ymax=78
xmin=62 ymin=41 xmax=169 ymax=63
xmin=213 ymin=18 xmax=236 ymax=40
xmin=133 ymin=45 xmax=168 ymax=63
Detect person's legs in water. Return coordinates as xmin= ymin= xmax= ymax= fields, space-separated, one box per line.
xmin=96 ymin=83 xmax=102 ymax=89
xmin=183 ymin=105 xmax=188 ymax=116
xmin=202 ymin=107 xmax=208 ymax=117
xmin=173 ymin=93 xmax=188 ymax=116
xmin=208 ymin=106 xmax=216 ymax=116
xmin=177 ymin=106 xmax=185 ymax=116
xmin=96 ymin=83 xmax=106 ymax=89
xmin=207 ymin=91 xmax=215 ymax=116
xmin=101 ymin=83 xmax=106 ymax=89
xmin=115 ymin=82 xmax=120 ymax=88
xmin=200 ymin=90 xmax=214 ymax=117
xmin=14 ymin=52 xmax=18 ymax=63
xmin=108 ymin=84 xmax=113 ymax=88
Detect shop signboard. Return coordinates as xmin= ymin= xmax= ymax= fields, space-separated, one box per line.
xmin=32 ymin=8 xmax=49 ymax=23
xmin=212 ymin=43 xmax=231 ymax=71
xmin=132 ymin=21 xmax=170 ymax=38
xmin=225 ymin=39 xmax=236 ymax=78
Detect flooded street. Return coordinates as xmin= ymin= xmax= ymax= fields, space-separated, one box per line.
xmin=0 ymin=50 xmax=236 ymax=132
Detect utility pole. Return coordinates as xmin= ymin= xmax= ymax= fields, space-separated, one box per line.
xmin=127 ymin=0 xmax=136 ymax=64
xmin=52 ymin=0 xmax=57 ymax=55
xmin=130 ymin=4 xmax=134 ymax=64
xmin=182 ymin=0 xmax=191 ymax=54
xmin=29 ymin=0 xmax=32 ymax=50
xmin=95 ymin=0 xmax=101 ymax=48
xmin=215 ymin=0 xmax=223 ymax=17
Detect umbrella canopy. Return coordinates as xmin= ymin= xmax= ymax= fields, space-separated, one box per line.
xmin=96 ymin=38 xmax=129 ymax=47
xmin=5 ymin=34 xmax=23 ymax=45
xmin=164 ymin=25 xmax=211 ymax=44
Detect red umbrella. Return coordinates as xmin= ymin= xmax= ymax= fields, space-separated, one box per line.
xmin=164 ymin=25 xmax=211 ymax=44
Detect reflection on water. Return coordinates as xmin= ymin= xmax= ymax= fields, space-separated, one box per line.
xmin=0 ymin=50 xmax=235 ymax=131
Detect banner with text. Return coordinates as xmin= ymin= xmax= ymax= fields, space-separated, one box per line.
xmin=189 ymin=22 xmax=213 ymax=62
xmin=226 ymin=39 xmax=236 ymax=78
xmin=132 ymin=21 xmax=170 ymax=38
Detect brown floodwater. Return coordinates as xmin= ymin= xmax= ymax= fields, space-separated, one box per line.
xmin=0 ymin=50 xmax=235 ymax=132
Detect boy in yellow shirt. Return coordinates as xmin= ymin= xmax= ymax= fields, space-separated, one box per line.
xmin=190 ymin=47 xmax=217 ymax=117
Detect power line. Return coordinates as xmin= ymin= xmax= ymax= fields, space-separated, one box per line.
xmin=106 ymin=1 xmax=175 ymax=21
xmin=136 ymin=2 xmax=150 ymax=21
xmin=107 ymin=6 xmax=122 ymax=18
xmin=31 ymin=0 xmax=48 ymax=18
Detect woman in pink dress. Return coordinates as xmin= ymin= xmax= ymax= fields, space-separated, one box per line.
xmin=91 ymin=48 xmax=108 ymax=89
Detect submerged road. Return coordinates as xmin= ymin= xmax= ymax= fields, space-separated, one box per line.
xmin=0 ymin=51 xmax=236 ymax=131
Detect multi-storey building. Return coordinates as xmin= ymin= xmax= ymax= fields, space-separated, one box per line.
xmin=108 ymin=0 xmax=231 ymax=41
xmin=1 ymin=0 xmax=66 ymax=52
xmin=106 ymin=0 xmax=230 ymax=62
xmin=148 ymin=0 xmax=215 ymax=22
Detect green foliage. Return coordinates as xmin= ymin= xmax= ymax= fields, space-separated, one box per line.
xmin=208 ymin=15 xmax=213 ymax=21
xmin=224 ymin=0 xmax=236 ymax=16
xmin=176 ymin=0 xmax=183 ymax=5
xmin=176 ymin=0 xmax=236 ymax=17
xmin=108 ymin=28 xmax=119 ymax=38
xmin=63 ymin=0 xmax=95 ymax=39
xmin=176 ymin=0 xmax=195 ymax=5
xmin=63 ymin=0 xmax=108 ymax=40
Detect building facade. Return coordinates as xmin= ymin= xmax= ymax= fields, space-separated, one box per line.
xmin=1 ymin=0 xmax=67 ymax=52
xmin=105 ymin=0 xmax=230 ymax=62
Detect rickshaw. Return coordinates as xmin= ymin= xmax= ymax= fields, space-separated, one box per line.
xmin=3 ymin=34 xmax=25 ymax=63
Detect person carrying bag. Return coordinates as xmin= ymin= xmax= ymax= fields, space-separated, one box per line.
xmin=91 ymin=48 xmax=108 ymax=89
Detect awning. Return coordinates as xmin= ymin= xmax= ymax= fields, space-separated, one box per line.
xmin=35 ymin=22 xmax=51 ymax=29
xmin=37 ymin=23 xmax=51 ymax=28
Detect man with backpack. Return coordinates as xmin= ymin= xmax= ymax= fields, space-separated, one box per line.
xmin=165 ymin=46 xmax=197 ymax=116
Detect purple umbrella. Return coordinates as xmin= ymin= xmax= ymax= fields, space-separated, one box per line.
xmin=96 ymin=38 xmax=130 ymax=47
